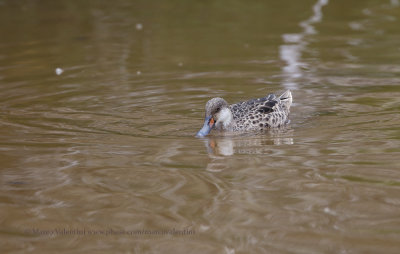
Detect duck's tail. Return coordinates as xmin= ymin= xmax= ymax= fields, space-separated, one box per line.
xmin=279 ymin=90 xmax=292 ymax=113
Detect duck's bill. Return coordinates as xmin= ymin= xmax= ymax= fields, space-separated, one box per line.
xmin=196 ymin=116 xmax=215 ymax=137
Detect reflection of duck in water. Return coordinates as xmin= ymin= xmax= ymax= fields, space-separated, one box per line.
xmin=196 ymin=90 xmax=292 ymax=137
xmin=206 ymin=129 xmax=294 ymax=156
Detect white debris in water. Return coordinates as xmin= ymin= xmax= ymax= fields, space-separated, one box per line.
xmin=178 ymin=62 xmax=183 ymax=67
xmin=323 ymin=207 xmax=337 ymax=215
xmin=55 ymin=68 xmax=64 ymax=75
xmin=135 ymin=23 xmax=143 ymax=30
xmin=136 ymin=71 xmax=141 ymax=75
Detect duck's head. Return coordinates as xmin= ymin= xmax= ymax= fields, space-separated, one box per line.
xmin=196 ymin=97 xmax=232 ymax=137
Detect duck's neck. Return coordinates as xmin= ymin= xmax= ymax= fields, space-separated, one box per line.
xmin=218 ymin=108 xmax=233 ymax=129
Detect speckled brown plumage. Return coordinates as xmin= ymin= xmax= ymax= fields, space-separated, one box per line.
xmin=196 ymin=90 xmax=292 ymax=136
xmin=229 ymin=91 xmax=291 ymax=131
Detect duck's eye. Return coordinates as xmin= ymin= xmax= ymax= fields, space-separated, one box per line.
xmin=216 ymin=107 xmax=221 ymax=113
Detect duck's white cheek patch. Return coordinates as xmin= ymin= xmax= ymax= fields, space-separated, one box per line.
xmin=218 ymin=108 xmax=233 ymax=128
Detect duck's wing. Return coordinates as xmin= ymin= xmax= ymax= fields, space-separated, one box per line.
xmin=256 ymin=94 xmax=279 ymax=114
xmin=265 ymin=93 xmax=277 ymax=100
xmin=230 ymin=94 xmax=279 ymax=119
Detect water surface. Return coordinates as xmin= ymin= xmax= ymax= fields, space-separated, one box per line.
xmin=1 ymin=0 xmax=400 ymax=253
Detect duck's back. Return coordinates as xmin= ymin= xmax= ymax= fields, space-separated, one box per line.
xmin=229 ymin=92 xmax=291 ymax=131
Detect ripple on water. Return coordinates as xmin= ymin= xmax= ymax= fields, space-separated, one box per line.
xmin=1 ymin=0 xmax=400 ymax=253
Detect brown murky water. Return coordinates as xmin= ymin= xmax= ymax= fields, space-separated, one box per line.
xmin=1 ymin=0 xmax=400 ymax=253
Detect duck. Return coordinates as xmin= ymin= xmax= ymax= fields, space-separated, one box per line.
xmin=196 ymin=90 xmax=292 ymax=137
